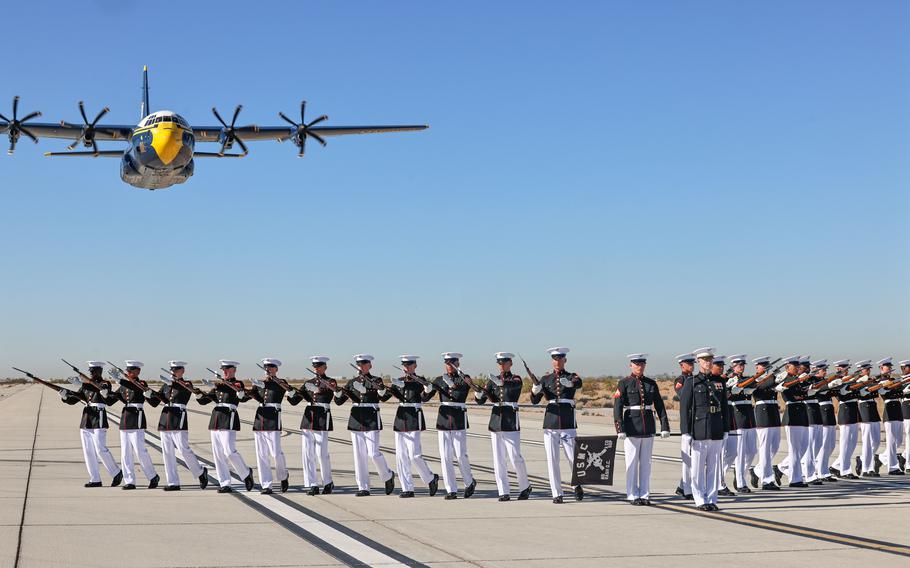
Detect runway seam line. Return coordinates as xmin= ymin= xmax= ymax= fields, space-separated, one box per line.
xmin=13 ymin=388 xmax=43 ymax=568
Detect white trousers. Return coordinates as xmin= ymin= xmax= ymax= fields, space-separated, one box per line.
xmin=119 ymin=429 xmax=157 ymax=485
xmin=903 ymin=419 xmax=910 ymax=463
xmin=833 ymin=423 xmax=858 ymax=473
xmin=80 ymin=428 xmax=119 ymax=483
xmin=161 ymin=430 xmax=204 ymax=487
xmin=859 ymin=422 xmax=881 ymax=473
xmin=881 ymin=420 xmax=903 ymax=472
xmin=394 ymin=431 xmax=435 ymax=492
xmin=301 ymin=430 xmax=333 ymax=487
xmin=755 ymin=427 xmax=781 ymax=484
xmin=254 ymin=431 xmax=287 ymax=489
xmin=690 ymin=439 xmax=722 ymax=506
xmin=778 ymin=425 xmax=808 ymax=483
xmin=543 ymin=428 xmax=576 ymax=498
xmin=679 ymin=434 xmax=692 ymax=493
xmin=438 ymin=430 xmax=474 ymax=493
xmin=491 ymin=431 xmax=529 ymax=496
xmin=815 ymin=425 xmax=837 ymax=476
xmin=624 ymin=436 xmax=653 ymax=500
xmin=210 ymin=430 xmax=251 ymax=488
xmin=802 ymin=424 xmax=822 ymax=481
xmin=731 ymin=428 xmax=757 ymax=488
xmin=351 ymin=431 xmax=393 ymax=491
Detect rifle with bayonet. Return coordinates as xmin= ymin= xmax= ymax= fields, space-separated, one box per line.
xmin=392 ymin=365 xmax=431 ymax=387
xmin=445 ymin=362 xmax=483 ymax=393
xmin=862 ymin=373 xmax=910 ymax=394
xmin=61 ymin=358 xmax=107 ymax=390
xmin=159 ymin=367 xmax=204 ymax=396
xmin=254 ymin=363 xmax=301 ymax=396
xmin=106 ymin=361 xmax=149 ymax=392
xmin=735 ymin=358 xmax=784 ymax=388
xmin=518 ymin=353 xmax=540 ymax=386
xmin=11 ymin=367 xmax=81 ymax=400
xmin=346 ymin=362 xmax=385 ymax=392
xmin=202 ymin=367 xmax=253 ymax=395
xmin=304 ymin=368 xmax=341 ymax=392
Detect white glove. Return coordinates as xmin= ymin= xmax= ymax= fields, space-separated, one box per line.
xmin=423 ymin=383 xmax=435 ymax=394
xmin=559 ymin=377 xmax=574 ymax=388
xmin=731 ymin=386 xmax=743 ymax=395
xmin=743 ymin=388 xmax=755 ymax=396
xmin=774 ymin=384 xmax=786 ymax=393
xmin=774 ymin=371 xmax=788 ymax=384
xmin=143 ymin=389 xmax=155 ymax=398
xmin=442 ymin=376 xmax=455 ymax=389
xmin=839 ymin=387 xmax=850 ymax=395
xmin=807 ymin=389 xmax=819 ymax=396
xmin=903 ymin=385 xmax=910 ymax=394
xmin=304 ymin=382 xmax=319 ymax=394
xmin=660 ymin=431 xmax=670 ymax=439
xmin=828 ymin=378 xmax=843 ymax=389
xmin=391 ymin=378 xmax=405 ymax=389
xmin=859 ymin=388 xmax=869 ymax=396
xmin=490 ymin=376 xmax=503 ymax=387
xmin=377 ymin=388 xmax=387 ymax=397
xmin=352 ymin=382 xmax=366 ymax=394
xmin=726 ymin=378 xmax=737 ymax=388
xmin=618 ymin=433 xmax=626 ymax=440
xmin=59 ymin=389 xmax=68 ymax=400
xmin=531 ymin=383 xmax=543 ymax=395
xmin=100 ymin=388 xmax=110 ymax=397
xmin=474 ymin=390 xmax=484 ymax=400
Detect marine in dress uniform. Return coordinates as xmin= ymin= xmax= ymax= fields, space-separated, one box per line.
xmin=707 ymin=355 xmax=736 ymax=496
xmin=287 ymin=355 xmax=339 ymax=495
xmin=851 ymin=360 xmax=882 ymax=476
xmin=428 ymin=352 xmax=478 ymax=500
xmin=678 ymin=347 xmax=729 ymax=511
xmin=196 ymin=360 xmax=255 ymax=493
xmin=806 ymin=359 xmax=838 ymax=483
xmin=674 ymin=353 xmax=696 ymax=499
xmin=148 ymin=361 xmax=208 ymax=491
xmin=334 ymin=354 xmax=396 ymax=497
xmin=249 ymin=358 xmax=291 ymax=494
xmin=112 ymin=361 xmax=160 ymax=490
xmin=59 ymin=361 xmax=123 ymax=487
xmin=799 ymin=357 xmax=824 ymax=485
xmin=530 ymin=346 xmax=584 ymax=504
xmin=750 ymin=356 xmax=782 ymax=490
xmin=724 ymin=355 xmax=757 ymax=493
xmin=613 ymin=353 xmax=670 ymax=505
xmin=899 ymin=360 xmax=910 ymax=472
xmin=874 ymin=358 xmax=905 ymax=476
xmin=774 ymin=356 xmax=811 ymax=487
xmin=388 ymin=355 xmax=439 ymax=498
xmin=829 ymin=360 xmax=860 ymax=479
xmin=474 ymin=352 xmax=531 ymax=501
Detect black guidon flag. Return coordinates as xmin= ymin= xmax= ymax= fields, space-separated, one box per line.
xmin=571 ymin=435 xmax=618 ymax=486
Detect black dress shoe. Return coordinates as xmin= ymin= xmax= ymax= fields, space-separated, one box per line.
xmin=244 ymin=472 xmax=254 ymax=492
xmin=749 ymin=468 xmax=759 ymax=488
xmin=854 ymin=456 xmax=862 ymax=477
xmin=708 ymin=503 xmax=719 ymax=511
xmin=307 ymin=486 xmax=320 ymax=496
xmin=574 ymin=485 xmax=584 ymax=501
xmin=399 ymin=491 xmax=414 ymax=498
xmin=464 ymin=479 xmax=476 ymax=499
xmin=163 ymin=485 xmax=181 ymax=492
xmin=762 ymin=483 xmax=780 ymax=491
xmin=824 ymin=475 xmax=838 ymax=482
xmin=845 ymin=473 xmax=859 ymax=480
xmin=355 ymin=490 xmax=370 ymax=497
xmin=111 ymin=471 xmax=123 ymax=487
xmin=261 ymin=487 xmax=273 ymax=495
xmin=630 ymin=498 xmax=642 ymax=506
xmin=641 ymin=498 xmax=652 ymax=506
xmin=122 ymin=484 xmax=136 ymax=490
xmin=735 ymin=486 xmax=752 ymax=493
xmin=870 ymin=472 xmax=880 ymax=478
xmin=84 ymin=481 xmax=102 ymax=488
xmin=280 ymin=474 xmax=289 ymax=493
xmin=428 ymin=474 xmax=439 ymax=497
xmin=684 ymin=493 xmax=694 ymax=500
xmin=888 ymin=469 xmax=905 ymax=476
xmin=444 ymin=492 xmax=457 ymax=500
xmin=811 ymin=479 xmax=824 ymax=485
xmin=199 ymin=467 xmax=209 ymax=490
xmin=385 ymin=472 xmax=395 ymax=495
xmin=773 ymin=465 xmax=784 ymax=485
xmin=148 ymin=474 xmax=160 ymax=490
xmin=789 ymin=481 xmax=809 ymax=488
xmin=322 ymin=482 xmax=334 ymax=495
xmin=874 ymin=454 xmax=883 ymax=475
xmin=898 ymin=455 xmax=906 ymax=470
xmin=675 ymin=485 xmax=686 ymax=497
xmin=697 ymin=504 xmax=709 ymax=511
xmin=518 ymin=485 xmax=532 ymax=500
xmin=717 ymin=487 xmax=735 ymax=496
xmin=552 ymin=496 xmax=563 ymax=504
xmin=829 ymin=466 xmax=841 ymax=477
xmin=218 ymin=486 xmax=233 ymax=494
xmin=498 ymin=495 xmax=510 ymax=502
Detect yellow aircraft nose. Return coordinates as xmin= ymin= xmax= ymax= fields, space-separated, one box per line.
xmin=150 ymin=125 xmax=184 ymax=165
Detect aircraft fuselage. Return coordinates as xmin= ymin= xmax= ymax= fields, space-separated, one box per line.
xmin=120 ymin=110 xmax=195 ymax=190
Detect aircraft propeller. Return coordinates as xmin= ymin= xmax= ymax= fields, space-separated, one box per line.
xmin=212 ymin=105 xmax=248 ymax=156
xmin=62 ymin=101 xmax=110 ymax=155
xmin=0 ymin=96 xmax=42 ymax=155
xmin=279 ymin=101 xmax=328 ymax=157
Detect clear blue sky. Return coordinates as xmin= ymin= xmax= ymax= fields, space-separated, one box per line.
xmin=2 ymin=1 xmax=908 ymax=379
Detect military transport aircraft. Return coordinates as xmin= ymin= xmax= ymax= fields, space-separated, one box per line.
xmin=0 ymin=67 xmax=428 ymax=190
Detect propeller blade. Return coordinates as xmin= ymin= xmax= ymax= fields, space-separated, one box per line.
xmin=91 ymin=107 xmax=110 ymax=126
xmin=230 ymin=105 xmax=242 ymax=129
xmin=78 ymin=101 xmax=89 ymax=125
xmin=300 ymin=100 xmax=306 ymax=124
xmin=298 ymin=136 xmax=305 ymax=157
xmin=278 ymin=112 xmax=298 ymax=127
xmin=235 ymin=136 xmax=249 ymax=156
xmin=307 ymin=115 xmax=328 ymax=128
xmin=66 ymin=139 xmax=79 ymax=151
xmin=0 ymin=112 xmax=9 ymax=123
xmin=20 ymin=127 xmax=38 ymax=144
xmin=12 ymin=96 xmax=19 ymax=121
xmin=8 ymin=139 xmax=16 ymax=155
xmin=19 ymin=111 xmax=41 ymax=123
xmin=90 ymin=139 xmax=99 ymax=156
xmin=212 ymin=107 xmax=227 ymax=127
xmin=309 ymin=131 xmax=327 ymax=147
xmin=218 ymin=139 xmax=228 ymax=156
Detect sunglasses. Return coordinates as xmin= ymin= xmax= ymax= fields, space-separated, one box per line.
xmin=551 ymin=355 xmax=566 ymax=360
xmin=313 ymin=363 xmax=327 ymax=368
xmin=496 ymin=359 xmax=512 ymax=363
xmin=444 ymin=359 xmax=459 ymax=364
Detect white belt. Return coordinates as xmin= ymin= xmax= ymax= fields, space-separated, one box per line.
xmin=216 ymin=403 xmax=238 ymax=410
xmin=786 ymin=401 xmax=805 ymax=405
xmin=819 ymin=401 xmax=834 ymax=406
xmin=625 ymin=405 xmax=653 ymax=411
xmin=841 ymin=400 xmax=857 ymax=404
xmin=264 ymin=403 xmax=282 ymax=409
xmin=89 ymin=403 xmax=106 ymax=408
xmin=126 ymin=403 xmax=144 ymax=409
xmin=805 ymin=400 xmax=819 ymax=404
xmin=549 ymin=398 xmax=576 ymax=406
xmin=398 ymin=403 xmax=422 ymax=408
xmin=496 ymin=402 xmax=519 ymax=408
xmin=352 ymin=403 xmax=380 ymax=409
xmin=860 ymin=400 xmax=877 ymax=404
xmin=755 ymin=400 xmax=779 ymax=405
xmin=731 ymin=400 xmax=753 ymax=406
xmin=902 ymin=399 xmax=910 ymax=402
xmin=166 ymin=403 xmax=187 ymax=409
xmin=308 ymin=402 xmax=332 ymax=410
xmin=440 ymin=402 xmax=467 ymax=408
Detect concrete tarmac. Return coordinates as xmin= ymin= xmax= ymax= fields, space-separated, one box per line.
xmin=2 ymin=383 xmax=909 ymax=567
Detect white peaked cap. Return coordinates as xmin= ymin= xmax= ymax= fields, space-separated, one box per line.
xmin=495 ymin=352 xmax=515 ymax=359
xmin=799 ymin=355 xmax=811 ymax=364
xmin=712 ymin=355 xmax=727 ymax=364
xmin=626 ymin=353 xmax=648 ymax=361
xmin=676 ymin=352 xmax=696 ymax=363
xmin=399 ymin=355 xmax=420 ymax=363
xmin=310 ymin=356 xmax=330 ymax=364
xmin=441 ymin=352 xmax=463 ymax=360
xmin=219 ymin=359 xmax=240 ymax=367
xmin=261 ymin=358 xmax=282 ymax=367
xmin=783 ymin=355 xmax=800 ymax=364
xmin=547 ymin=347 xmax=570 ymax=356
xmin=693 ymin=347 xmax=715 ymax=359
xmin=168 ymin=360 xmax=188 ymax=368
xmin=124 ymin=360 xmax=144 ymax=368
xmin=728 ymin=354 xmax=747 ymax=364
xmin=811 ymin=359 xmax=828 ymax=368
xmin=854 ymin=359 xmax=872 ymax=368
xmin=353 ymin=354 xmax=374 ymax=362
xmin=751 ymin=356 xmax=771 ymax=365
xmin=86 ymin=361 xmax=106 ymax=368
xmin=877 ymin=357 xmax=893 ymax=366
xmin=832 ymin=359 xmax=850 ymax=367
xmin=899 ymin=359 xmax=910 ymax=367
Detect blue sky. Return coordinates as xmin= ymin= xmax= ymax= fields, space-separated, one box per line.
xmin=2 ymin=1 xmax=908 ymax=379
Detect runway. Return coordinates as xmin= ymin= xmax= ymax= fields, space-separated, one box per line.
xmin=3 ymin=383 xmax=910 ymax=567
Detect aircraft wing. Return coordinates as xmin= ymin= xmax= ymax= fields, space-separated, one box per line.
xmin=0 ymin=121 xmax=134 ymax=141
xmin=190 ymin=124 xmax=428 ymax=143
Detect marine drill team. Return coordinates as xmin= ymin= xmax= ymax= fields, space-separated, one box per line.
xmin=20 ymin=347 xmax=910 ymax=510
